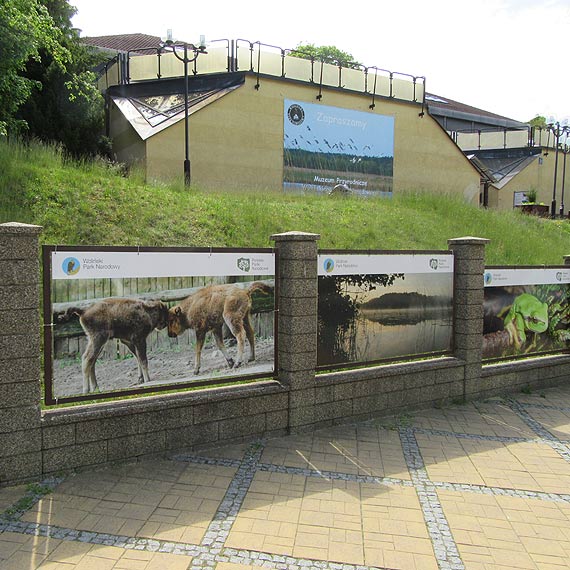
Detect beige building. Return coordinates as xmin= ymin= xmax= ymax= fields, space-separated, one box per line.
xmin=86 ymin=34 xmax=569 ymax=212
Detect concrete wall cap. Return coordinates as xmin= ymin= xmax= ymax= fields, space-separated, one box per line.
xmin=271 ymin=231 xmax=321 ymax=242
xmin=0 ymin=222 xmax=43 ymax=234
xmin=448 ymin=236 xmax=490 ymax=245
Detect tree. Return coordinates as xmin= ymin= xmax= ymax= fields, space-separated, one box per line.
xmin=17 ymin=0 xmax=109 ymax=157
xmin=529 ymin=115 xmax=546 ymax=128
xmin=0 ymin=0 xmax=63 ymax=136
xmin=289 ymin=43 xmax=361 ymax=69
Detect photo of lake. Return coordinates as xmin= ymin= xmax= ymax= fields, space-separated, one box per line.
xmin=317 ymin=272 xmax=453 ymax=367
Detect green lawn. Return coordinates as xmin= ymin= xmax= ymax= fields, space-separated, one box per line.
xmin=2 ymin=138 xmax=570 ymax=265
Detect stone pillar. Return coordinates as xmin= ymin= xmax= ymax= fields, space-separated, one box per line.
xmin=0 ymin=223 xmax=43 ymax=484
xmin=448 ymin=236 xmax=489 ymax=401
xmin=271 ymin=231 xmax=320 ymax=431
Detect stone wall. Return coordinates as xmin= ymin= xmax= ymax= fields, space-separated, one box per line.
xmin=1 ymin=223 xmax=569 ymax=485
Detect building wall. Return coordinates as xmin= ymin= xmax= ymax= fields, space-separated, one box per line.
xmin=496 ymin=151 xmax=570 ymax=211
xmin=109 ymin=103 xmax=146 ymax=169
xmin=145 ymin=74 xmax=480 ymax=202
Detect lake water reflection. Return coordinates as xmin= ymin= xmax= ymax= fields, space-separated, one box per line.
xmin=317 ymin=307 xmax=453 ymax=366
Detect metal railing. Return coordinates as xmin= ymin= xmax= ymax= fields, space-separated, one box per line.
xmin=105 ymin=38 xmax=426 ymax=111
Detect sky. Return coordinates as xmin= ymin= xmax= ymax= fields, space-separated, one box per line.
xmin=70 ymin=0 xmax=569 ymax=124
xmin=284 ymin=99 xmax=394 ymax=156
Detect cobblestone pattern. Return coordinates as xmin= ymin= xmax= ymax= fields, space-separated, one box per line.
xmin=399 ymin=427 xmax=465 ymax=570
xmin=4 ymin=394 xmax=570 ymax=570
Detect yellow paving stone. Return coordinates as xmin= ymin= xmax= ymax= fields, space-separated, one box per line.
xmin=75 ymin=555 xmax=116 ymax=570
xmin=250 ymin=519 xmax=282 ymax=535
xmin=417 ymin=432 xmax=570 ymax=494
xmin=328 ymin=541 xmax=364 ymax=565
xmin=225 ymin=530 xmax=266 ymax=551
xmin=87 ymin=545 xmax=124 ymax=561
xmin=0 ymin=484 xmax=27 ymax=512
xmin=406 ymin=401 xmax=535 ymax=438
xmin=393 ymin=535 xmax=434 ymax=555
xmin=119 ymin=550 xmax=154 ymax=561
xmin=47 ymin=540 xmax=93 ymax=563
xmin=523 ymin=536 xmax=567 ymax=557
xmin=295 ymin=530 xmax=329 ymax=550
xmin=526 ymin=407 xmax=570 ymax=440
xmin=491 ymin=548 xmax=537 ymax=569
xmin=441 ymin=489 xmax=570 ymax=569
xmin=528 ymin=553 xmax=570 ymax=569
xmin=261 ymin=426 xmax=410 ymax=480
xmin=0 ymin=535 xmax=28 ymax=560
xmin=16 ymin=535 xmax=60 ymax=557
xmin=2 ymin=548 xmax=50 ymax=569
xmin=114 ymin=559 xmax=148 ymax=570
xmin=267 ymin=504 xmax=300 ymax=523
xmin=382 ymin=549 xmax=417 ymax=570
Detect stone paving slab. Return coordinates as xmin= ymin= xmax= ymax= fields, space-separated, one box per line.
xmin=2 ymin=385 xmax=570 ymax=570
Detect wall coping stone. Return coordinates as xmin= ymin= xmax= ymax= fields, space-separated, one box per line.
xmin=448 ymin=236 xmax=490 ymax=246
xmin=271 ymin=231 xmax=321 ymax=242
xmin=42 ymin=379 xmax=286 ymax=426
xmin=317 ymin=356 xmax=462 ymax=385
xmin=0 ymin=223 xmax=43 ymax=234
xmin=482 ymin=354 xmax=570 ymax=376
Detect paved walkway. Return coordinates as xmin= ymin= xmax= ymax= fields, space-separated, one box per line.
xmin=2 ymin=384 xmax=570 ymax=570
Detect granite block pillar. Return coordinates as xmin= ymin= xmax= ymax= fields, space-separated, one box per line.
xmin=271 ymin=231 xmax=320 ymax=431
xmin=0 ymin=222 xmax=43 ymax=484
xmin=448 ymin=236 xmax=490 ymax=401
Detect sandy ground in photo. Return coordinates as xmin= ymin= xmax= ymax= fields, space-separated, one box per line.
xmin=52 ymin=338 xmax=275 ymax=398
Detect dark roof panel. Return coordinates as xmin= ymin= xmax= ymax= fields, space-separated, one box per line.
xmin=427 ymin=92 xmax=527 ymax=129
xmin=82 ymin=33 xmax=162 ymax=54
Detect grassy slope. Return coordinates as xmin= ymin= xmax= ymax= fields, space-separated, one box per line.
xmin=2 ymin=140 xmax=570 ymax=265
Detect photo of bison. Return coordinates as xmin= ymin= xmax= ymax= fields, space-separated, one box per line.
xmin=49 ymin=275 xmax=275 ymax=400
xmin=61 ymin=298 xmax=169 ymax=394
xmin=167 ymin=281 xmax=273 ymax=375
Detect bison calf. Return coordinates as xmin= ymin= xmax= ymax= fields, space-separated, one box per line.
xmin=63 ymin=298 xmax=169 ymax=394
xmin=168 ymin=282 xmax=272 ymax=375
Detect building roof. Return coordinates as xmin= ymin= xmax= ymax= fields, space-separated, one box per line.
xmin=82 ymin=33 xmax=162 ymax=54
xmin=426 ymin=93 xmax=527 ymax=130
xmin=84 ymin=33 xmax=527 ymax=132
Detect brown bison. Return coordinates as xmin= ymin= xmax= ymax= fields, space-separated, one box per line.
xmin=62 ymin=298 xmax=169 ymax=394
xmin=167 ymin=282 xmax=273 ymax=375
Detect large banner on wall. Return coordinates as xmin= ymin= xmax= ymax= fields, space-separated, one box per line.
xmin=317 ymin=252 xmax=454 ymax=369
xmin=43 ymin=247 xmax=276 ymax=404
xmin=283 ymin=99 xmax=394 ymax=195
xmin=483 ymin=267 xmax=570 ymax=360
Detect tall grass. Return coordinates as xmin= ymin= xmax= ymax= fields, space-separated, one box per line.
xmin=1 ymin=138 xmax=570 ymax=265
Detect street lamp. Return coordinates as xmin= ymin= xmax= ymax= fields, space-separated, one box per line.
xmin=160 ymin=33 xmax=207 ymax=187
xmin=546 ymin=119 xmax=561 ymax=218
xmin=546 ymin=118 xmax=570 ymax=218
xmin=560 ymin=135 xmax=570 ymax=218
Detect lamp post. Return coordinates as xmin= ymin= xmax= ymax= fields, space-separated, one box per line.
xmin=160 ymin=35 xmax=207 ymax=187
xmin=546 ymin=120 xmax=561 ymax=218
xmin=561 ymin=141 xmax=569 ymax=218
xmin=546 ymin=119 xmax=570 ymax=218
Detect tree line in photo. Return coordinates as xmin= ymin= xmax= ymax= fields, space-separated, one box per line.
xmin=317 ymin=273 xmax=453 ymax=367
xmin=284 ymin=149 xmax=393 ymax=176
